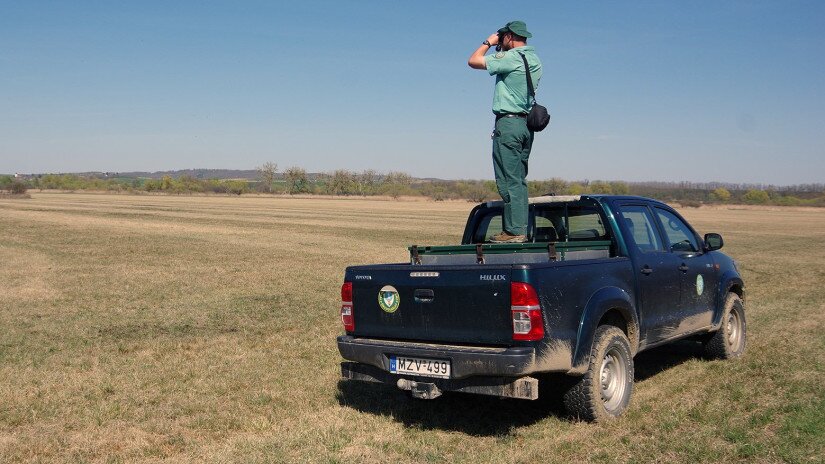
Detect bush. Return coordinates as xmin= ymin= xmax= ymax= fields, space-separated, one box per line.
xmin=463 ymin=181 xmax=494 ymax=202
xmin=743 ymin=189 xmax=770 ymax=204
xmin=419 ymin=183 xmax=450 ymax=201
xmin=356 ymin=170 xmax=378 ymax=196
xmin=589 ymin=181 xmax=613 ymax=194
xmin=144 ymin=179 xmax=161 ymax=192
xmin=679 ymin=200 xmax=702 ymax=208
xmin=528 ymin=178 xmax=569 ymax=197
xmin=610 ymin=181 xmax=629 ymax=195
xmin=225 ymin=180 xmax=248 ymax=195
xmin=283 ymin=167 xmax=309 ymax=194
xmin=257 ymin=162 xmax=277 ymax=193
xmin=710 ymin=187 xmax=731 ymax=202
xmin=381 ymin=183 xmax=417 ymax=199
xmin=379 ymin=171 xmax=416 ymax=199
xmin=329 ymin=170 xmax=355 ymax=195
xmin=10 ymin=181 xmax=28 ymax=194
xmin=205 ymin=180 xmax=228 ymax=194
xmin=567 ymin=183 xmax=585 ymax=195
xmin=774 ymin=195 xmax=802 ymax=206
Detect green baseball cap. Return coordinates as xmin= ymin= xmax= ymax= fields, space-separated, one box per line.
xmin=498 ymin=20 xmax=532 ymax=39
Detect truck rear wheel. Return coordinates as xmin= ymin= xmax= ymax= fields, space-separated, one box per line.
xmin=703 ymin=293 xmax=747 ymax=359
xmin=563 ymin=325 xmax=634 ymax=421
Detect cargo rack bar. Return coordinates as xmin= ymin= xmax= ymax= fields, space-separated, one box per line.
xmin=407 ymin=241 xmax=612 ymax=265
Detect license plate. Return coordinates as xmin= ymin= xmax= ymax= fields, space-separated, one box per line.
xmin=390 ymin=356 xmax=451 ymax=379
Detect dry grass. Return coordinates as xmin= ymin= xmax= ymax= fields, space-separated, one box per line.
xmin=0 ymin=193 xmax=822 ymax=463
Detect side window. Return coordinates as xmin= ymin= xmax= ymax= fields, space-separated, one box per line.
xmin=619 ymin=205 xmax=664 ymax=253
xmin=655 ymin=208 xmax=700 ymax=252
xmin=473 ymin=212 xmax=503 ymax=243
xmin=567 ymin=207 xmax=607 ymax=240
xmin=533 ymin=208 xmax=564 ymax=242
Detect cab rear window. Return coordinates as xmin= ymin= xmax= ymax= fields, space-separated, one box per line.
xmin=567 ymin=208 xmax=607 ymax=240
xmin=472 ymin=203 xmax=609 ymax=243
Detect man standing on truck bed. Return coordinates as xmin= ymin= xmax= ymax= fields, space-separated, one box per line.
xmin=468 ymin=20 xmax=543 ymax=243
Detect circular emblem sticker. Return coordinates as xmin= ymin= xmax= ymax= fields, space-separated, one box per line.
xmin=696 ymin=274 xmax=704 ymax=296
xmin=378 ymin=285 xmax=400 ymax=313
xmin=494 ymin=51 xmax=505 ymax=59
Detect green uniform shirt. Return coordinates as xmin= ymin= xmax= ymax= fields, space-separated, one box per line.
xmin=485 ymin=46 xmax=542 ymax=115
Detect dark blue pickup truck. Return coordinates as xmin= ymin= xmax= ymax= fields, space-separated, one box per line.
xmin=337 ymin=195 xmax=746 ymax=421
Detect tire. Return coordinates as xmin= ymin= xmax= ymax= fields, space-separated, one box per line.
xmin=563 ymin=325 xmax=634 ymax=422
xmin=703 ymin=293 xmax=747 ymax=359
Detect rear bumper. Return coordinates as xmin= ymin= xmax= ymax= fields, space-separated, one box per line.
xmin=341 ymin=361 xmax=538 ymax=400
xmin=336 ymin=335 xmax=536 ymax=379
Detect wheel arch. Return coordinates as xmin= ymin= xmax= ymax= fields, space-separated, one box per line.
xmin=568 ymin=286 xmax=638 ymax=375
xmin=713 ymin=272 xmax=745 ymax=328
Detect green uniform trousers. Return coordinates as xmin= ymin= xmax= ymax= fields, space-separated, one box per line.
xmin=492 ymin=117 xmax=534 ymax=236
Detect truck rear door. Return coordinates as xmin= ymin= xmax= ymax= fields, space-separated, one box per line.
xmin=347 ymin=265 xmax=515 ymax=346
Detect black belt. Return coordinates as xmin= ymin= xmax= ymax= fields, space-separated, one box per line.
xmin=495 ymin=113 xmax=527 ymax=121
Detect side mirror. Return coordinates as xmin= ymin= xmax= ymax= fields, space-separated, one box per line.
xmin=704 ymin=233 xmax=724 ymax=251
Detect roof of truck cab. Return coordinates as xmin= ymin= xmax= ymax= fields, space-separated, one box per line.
xmin=483 ymin=195 xmax=671 ymax=208
xmin=484 ymin=195 xmax=582 ymax=207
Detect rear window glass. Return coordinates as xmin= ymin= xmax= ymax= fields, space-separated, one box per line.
xmin=534 ymin=215 xmax=560 ymax=242
xmin=534 ymin=206 xmax=607 ymax=241
xmin=567 ymin=208 xmax=607 ymax=240
xmin=473 ymin=212 xmax=504 ymax=243
xmin=472 ymin=203 xmax=610 ymax=243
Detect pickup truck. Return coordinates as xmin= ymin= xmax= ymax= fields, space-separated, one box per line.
xmin=337 ymin=195 xmax=746 ymax=421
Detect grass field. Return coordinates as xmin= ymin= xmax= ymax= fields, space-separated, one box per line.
xmin=1 ymin=193 xmax=822 ymax=463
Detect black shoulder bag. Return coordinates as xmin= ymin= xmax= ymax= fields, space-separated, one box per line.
xmin=518 ymin=52 xmax=550 ymax=132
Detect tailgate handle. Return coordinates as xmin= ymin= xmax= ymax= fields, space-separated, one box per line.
xmin=414 ymin=289 xmax=435 ymax=303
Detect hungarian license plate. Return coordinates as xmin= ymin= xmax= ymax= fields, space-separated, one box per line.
xmin=390 ymin=356 xmax=451 ymax=379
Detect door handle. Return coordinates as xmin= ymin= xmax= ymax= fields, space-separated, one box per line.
xmin=414 ymin=289 xmax=434 ymax=303
xmin=641 ymin=266 xmax=653 ymax=275
xmin=678 ymin=264 xmax=689 ymax=272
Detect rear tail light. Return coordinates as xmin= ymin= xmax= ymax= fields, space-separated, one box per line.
xmin=341 ymin=282 xmax=354 ymax=332
xmin=511 ymin=282 xmax=544 ymax=341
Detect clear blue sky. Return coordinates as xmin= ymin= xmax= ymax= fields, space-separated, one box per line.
xmin=2 ymin=1 xmax=823 ymax=184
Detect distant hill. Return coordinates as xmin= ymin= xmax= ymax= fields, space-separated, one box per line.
xmin=20 ymin=169 xmax=447 ymax=183
xmin=114 ymin=169 xmax=261 ymax=180
xmin=11 ymin=169 xmax=274 ymax=180
xmin=10 ymin=169 xmax=263 ymax=180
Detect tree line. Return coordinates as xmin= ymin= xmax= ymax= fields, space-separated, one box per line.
xmin=4 ymin=168 xmax=824 ymax=207
xmin=5 ymin=174 xmax=249 ymax=195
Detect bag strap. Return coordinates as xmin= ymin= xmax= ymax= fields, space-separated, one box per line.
xmin=517 ymin=52 xmax=535 ymax=102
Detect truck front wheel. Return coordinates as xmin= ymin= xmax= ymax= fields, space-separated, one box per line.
xmin=703 ymin=293 xmax=747 ymax=359
xmin=563 ymin=325 xmax=634 ymax=421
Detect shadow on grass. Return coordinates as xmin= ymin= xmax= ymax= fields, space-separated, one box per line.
xmin=336 ymin=339 xmax=708 ymax=436
xmin=633 ymin=339 xmax=707 ymax=381
xmin=336 ymin=376 xmax=570 ymax=436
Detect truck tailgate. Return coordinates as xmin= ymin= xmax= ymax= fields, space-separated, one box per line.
xmin=348 ymin=265 xmax=514 ymax=346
